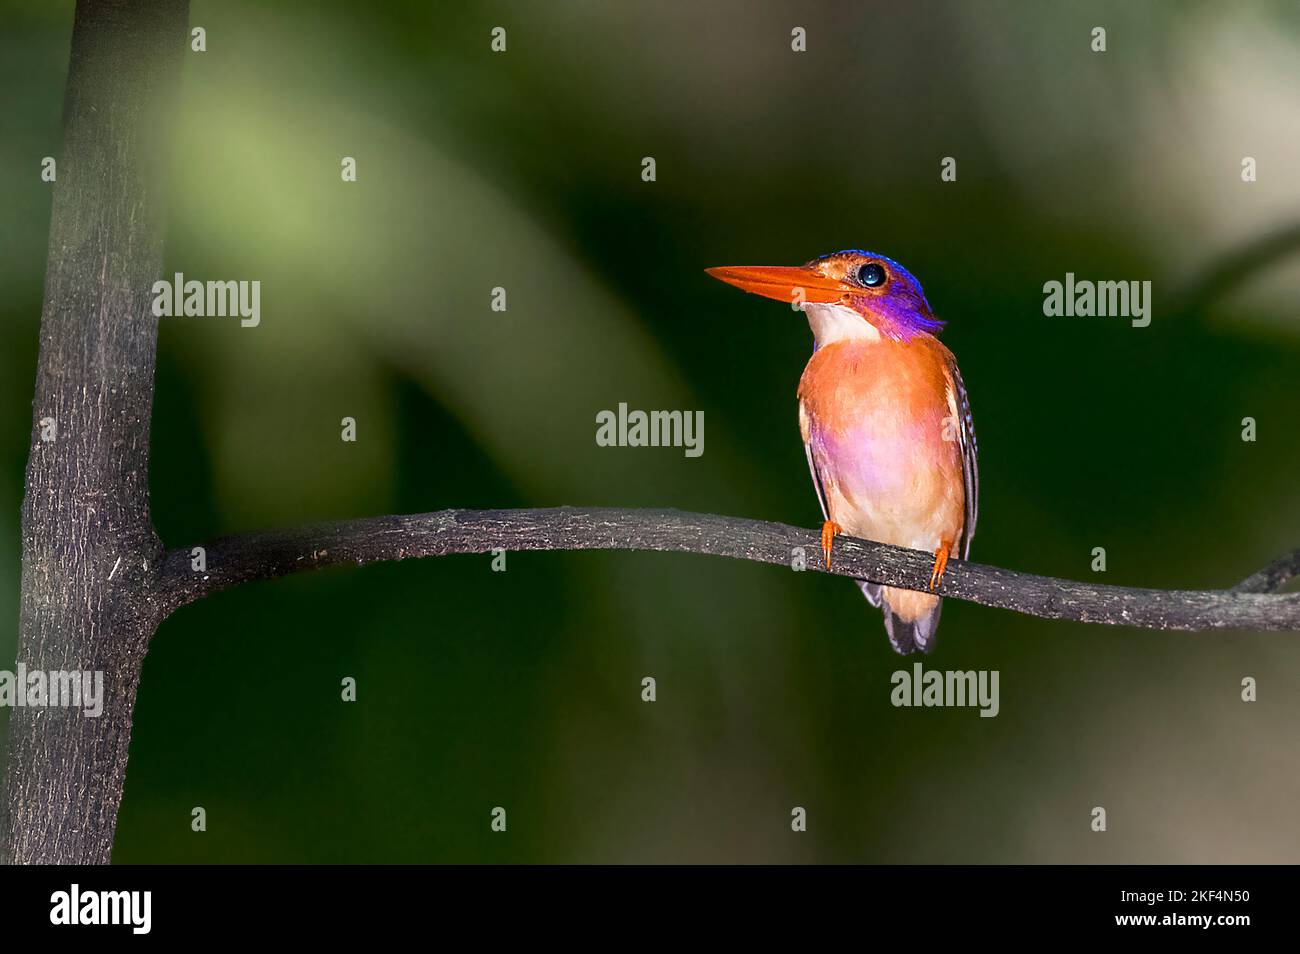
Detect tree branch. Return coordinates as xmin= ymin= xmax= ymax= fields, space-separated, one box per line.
xmin=1167 ymin=222 xmax=1300 ymax=317
xmin=152 ymin=507 xmax=1300 ymax=632
xmin=1231 ymin=547 xmax=1300 ymax=594
xmin=1 ymin=0 xmax=189 ymax=866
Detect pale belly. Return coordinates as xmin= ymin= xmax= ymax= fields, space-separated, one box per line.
xmin=799 ymin=339 xmax=965 ymax=555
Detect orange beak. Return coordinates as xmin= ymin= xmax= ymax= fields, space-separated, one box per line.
xmin=705 ymin=264 xmax=858 ymax=305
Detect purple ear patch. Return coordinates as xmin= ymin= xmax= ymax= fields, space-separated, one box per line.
xmin=817 ymin=249 xmax=947 ymax=339
xmin=855 ymin=292 xmax=946 ymax=339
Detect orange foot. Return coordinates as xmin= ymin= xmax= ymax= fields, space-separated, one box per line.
xmin=820 ymin=520 xmax=842 ymax=569
xmin=928 ymin=542 xmax=953 ymax=591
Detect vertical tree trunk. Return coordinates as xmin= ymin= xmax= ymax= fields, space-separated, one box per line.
xmin=1 ymin=0 xmax=188 ymax=865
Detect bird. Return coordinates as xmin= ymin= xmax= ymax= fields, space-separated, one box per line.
xmin=706 ymin=250 xmax=977 ymax=654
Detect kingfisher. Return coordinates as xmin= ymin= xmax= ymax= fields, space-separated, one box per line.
xmin=706 ymin=251 xmax=977 ymax=654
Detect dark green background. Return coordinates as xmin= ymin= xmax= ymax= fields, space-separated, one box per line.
xmin=1 ymin=0 xmax=1297 ymax=862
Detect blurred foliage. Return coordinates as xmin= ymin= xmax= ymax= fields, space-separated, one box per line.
xmin=0 ymin=0 xmax=1298 ymax=862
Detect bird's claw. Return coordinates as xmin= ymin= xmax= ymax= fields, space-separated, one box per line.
xmin=821 ymin=520 xmax=841 ymax=569
xmin=928 ymin=545 xmax=951 ymax=591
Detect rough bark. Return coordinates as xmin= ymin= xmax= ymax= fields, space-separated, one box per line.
xmin=0 ymin=0 xmax=189 ymax=865
xmin=155 ymin=507 xmax=1300 ymax=632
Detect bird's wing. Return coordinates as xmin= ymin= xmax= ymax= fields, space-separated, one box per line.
xmin=803 ymin=440 xmax=831 ymax=523
xmin=948 ymin=358 xmax=979 ymax=559
xmin=798 ymin=400 xmax=830 ymax=522
xmin=802 ymin=399 xmax=883 ymax=609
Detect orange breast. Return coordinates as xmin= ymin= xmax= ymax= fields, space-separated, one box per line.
xmin=798 ymin=336 xmax=965 ymax=554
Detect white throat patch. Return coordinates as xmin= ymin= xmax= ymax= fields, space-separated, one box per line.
xmin=802 ymin=302 xmax=881 ymax=346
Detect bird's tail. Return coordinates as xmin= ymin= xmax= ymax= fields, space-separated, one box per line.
xmin=857 ymin=582 xmax=941 ymax=655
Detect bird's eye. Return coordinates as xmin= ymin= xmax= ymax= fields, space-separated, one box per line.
xmin=857 ymin=263 xmax=887 ymax=288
